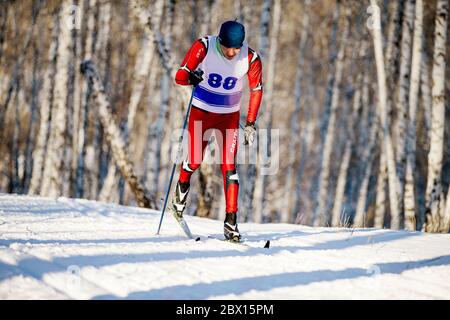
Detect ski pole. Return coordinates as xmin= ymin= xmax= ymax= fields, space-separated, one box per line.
xmin=156 ymin=85 xmax=196 ymax=235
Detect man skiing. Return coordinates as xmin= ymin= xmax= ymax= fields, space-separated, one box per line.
xmin=172 ymin=20 xmax=263 ymax=242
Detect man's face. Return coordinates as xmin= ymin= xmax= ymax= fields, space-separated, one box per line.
xmin=220 ymin=44 xmax=241 ymax=60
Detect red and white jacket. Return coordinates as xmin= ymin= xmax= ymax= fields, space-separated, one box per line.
xmin=175 ymin=36 xmax=263 ymax=124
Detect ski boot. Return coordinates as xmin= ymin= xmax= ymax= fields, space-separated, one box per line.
xmin=224 ymin=212 xmax=241 ymax=242
xmin=171 ymin=181 xmax=190 ymax=221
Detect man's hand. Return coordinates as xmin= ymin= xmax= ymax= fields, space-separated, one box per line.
xmin=244 ymin=121 xmax=256 ymax=146
xmin=189 ymin=69 xmax=204 ymax=87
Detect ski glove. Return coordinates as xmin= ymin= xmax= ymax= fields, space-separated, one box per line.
xmin=244 ymin=121 xmax=256 ymax=146
xmin=189 ymin=69 xmax=204 ymax=87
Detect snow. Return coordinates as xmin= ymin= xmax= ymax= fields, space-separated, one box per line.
xmin=0 ymin=193 xmax=449 ymax=300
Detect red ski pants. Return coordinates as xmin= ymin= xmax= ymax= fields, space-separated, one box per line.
xmin=178 ymin=106 xmax=240 ymax=213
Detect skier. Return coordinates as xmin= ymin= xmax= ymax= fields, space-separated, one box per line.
xmin=172 ymin=20 xmax=263 ymax=242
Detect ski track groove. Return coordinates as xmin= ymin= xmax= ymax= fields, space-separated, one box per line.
xmin=0 ymin=256 xmax=72 ymax=299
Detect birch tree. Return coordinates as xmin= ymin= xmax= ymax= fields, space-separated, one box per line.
xmin=23 ymin=26 xmax=42 ymax=192
xmin=0 ymin=2 xmax=39 ymax=143
xmin=28 ymin=13 xmax=59 ymax=195
xmin=254 ymin=0 xmax=281 ymax=223
xmin=443 ymin=187 xmax=450 ymax=233
xmin=80 ymin=60 xmax=156 ymax=208
xmin=242 ymin=0 xmax=271 ymax=223
xmin=284 ymin=0 xmax=310 ymax=223
xmin=41 ymin=2 xmax=71 ymax=197
xmin=393 ymin=0 xmax=415 ymax=223
xmin=370 ymin=0 xmax=401 ymax=229
xmin=314 ymin=4 xmax=350 ymax=227
xmin=127 ymin=0 xmax=163 ymax=144
xmin=424 ymin=0 xmax=448 ymax=233
xmin=75 ymin=0 xmax=97 ymax=198
xmin=150 ymin=0 xmax=175 ymax=199
xmin=420 ymin=50 xmax=432 ymax=144
xmin=353 ymin=117 xmax=378 ymax=228
xmin=332 ymin=66 xmax=364 ymax=227
xmin=404 ymin=0 xmax=423 ymax=231
xmin=374 ymin=0 xmax=404 ymax=227
xmin=293 ymin=63 xmax=316 ymax=224
xmin=89 ymin=0 xmax=112 ymax=200
xmin=99 ymin=0 xmax=164 ymax=202
xmin=384 ymin=0 xmax=404 ymax=96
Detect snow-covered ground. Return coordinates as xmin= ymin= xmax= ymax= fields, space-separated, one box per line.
xmin=0 ymin=193 xmax=449 ymax=300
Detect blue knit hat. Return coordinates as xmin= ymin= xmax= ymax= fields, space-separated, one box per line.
xmin=218 ymin=21 xmax=245 ymax=48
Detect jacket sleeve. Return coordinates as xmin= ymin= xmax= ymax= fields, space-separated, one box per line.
xmin=246 ymin=48 xmax=263 ymax=124
xmin=175 ymin=37 xmax=208 ymax=85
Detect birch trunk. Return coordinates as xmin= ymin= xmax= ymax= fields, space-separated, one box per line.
xmin=424 ymin=0 xmax=448 ymax=233
xmin=0 ymin=3 xmax=7 ymax=66
xmin=0 ymin=3 xmax=39 ymax=143
xmin=127 ymin=0 xmax=163 ymax=145
xmin=370 ymin=0 xmax=401 ymax=229
xmin=420 ymin=50 xmax=432 ymax=144
xmin=98 ymin=162 xmax=120 ymax=203
xmin=384 ymin=0 xmax=404 ymax=94
xmin=75 ymin=0 xmax=97 ymax=198
xmin=314 ymin=5 xmax=350 ymax=227
xmin=354 ymin=94 xmax=379 ymax=228
xmin=284 ymin=0 xmax=310 ymax=223
xmin=293 ymin=66 xmax=316 ymax=224
xmin=80 ymin=60 xmax=156 ymax=209
xmin=310 ymin=0 xmax=340 ymax=224
xmin=332 ymin=70 xmax=363 ymax=226
xmin=374 ymin=136 xmax=387 ymax=228
xmin=131 ymin=0 xmax=193 ymax=206
xmin=254 ymin=0 xmax=281 ymax=223
xmin=404 ymin=0 xmax=423 ymax=231
xmin=69 ymin=0 xmax=84 ymax=197
xmin=374 ymin=0 xmax=404 ymax=226
xmin=393 ymin=0 xmax=415 ymax=224
xmin=138 ymin=0 xmax=190 ymax=102
xmin=143 ymin=59 xmax=160 ymax=190
xmin=244 ymin=0 xmax=271 ymax=223
xmin=331 ymin=139 xmax=352 ymax=227
xmin=150 ymin=0 xmax=174 ymax=199
xmin=257 ymin=0 xmax=271 ymax=59
xmin=11 ymin=81 xmax=21 ymax=193
xmin=23 ymin=33 xmax=41 ymax=192
xmin=88 ymin=0 xmax=111 ymax=200
xmin=41 ymin=2 xmax=71 ymax=197
xmin=99 ymin=1 xmax=137 ymax=203
xmin=443 ymin=187 xmax=450 ymax=233
xmin=28 ymin=14 xmax=59 ymax=195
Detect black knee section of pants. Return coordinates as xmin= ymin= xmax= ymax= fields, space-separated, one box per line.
xmin=225 ymin=169 xmax=239 ymax=191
